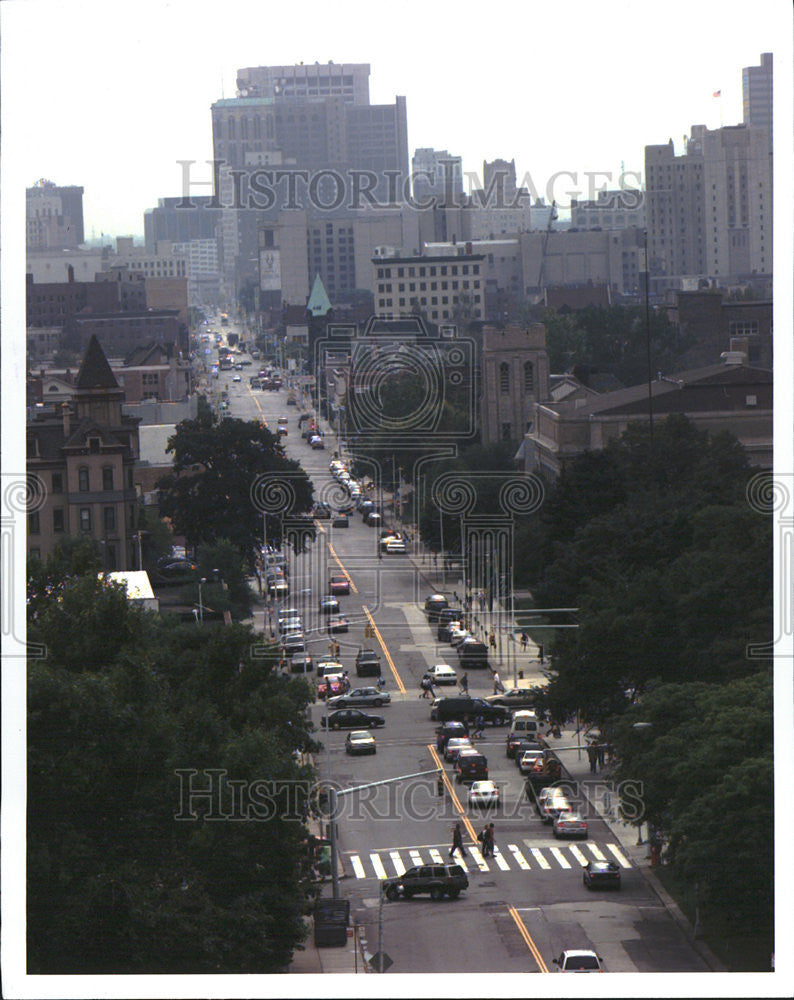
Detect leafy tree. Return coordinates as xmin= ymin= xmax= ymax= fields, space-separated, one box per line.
xmin=156 ymin=411 xmax=313 ymax=562
xmin=27 ymin=559 xmax=320 ymax=973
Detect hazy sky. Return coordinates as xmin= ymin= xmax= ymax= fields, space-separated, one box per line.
xmin=3 ymin=0 xmax=788 ymax=239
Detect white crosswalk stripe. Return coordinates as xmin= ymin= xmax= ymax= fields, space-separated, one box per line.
xmin=493 ymin=847 xmax=510 ymax=871
xmin=607 ymin=843 xmax=632 ymax=868
xmin=344 ymin=840 xmax=631 ymax=879
xmin=468 ymin=845 xmax=490 ymax=871
xmin=529 ymin=847 xmax=551 ymax=870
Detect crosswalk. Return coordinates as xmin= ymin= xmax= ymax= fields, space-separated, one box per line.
xmin=344 ymin=839 xmax=632 ymax=879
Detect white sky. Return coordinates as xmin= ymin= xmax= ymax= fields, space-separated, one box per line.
xmin=2 ymin=0 xmax=789 ymax=238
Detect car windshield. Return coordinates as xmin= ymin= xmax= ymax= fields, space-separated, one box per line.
xmin=565 ymin=955 xmax=600 ymax=970
xmin=349 ymin=731 xmax=371 ymax=740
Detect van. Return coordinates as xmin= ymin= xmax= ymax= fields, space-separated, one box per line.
xmin=506 ymin=710 xmax=541 ymax=756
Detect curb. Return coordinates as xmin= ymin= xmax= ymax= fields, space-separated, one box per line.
xmin=570 ymin=768 xmax=728 ymax=972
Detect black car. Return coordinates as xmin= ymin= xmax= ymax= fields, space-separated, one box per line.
xmin=454 ymin=751 xmax=488 ymax=784
xmin=435 ymin=720 xmax=469 ymax=751
xmin=332 ymin=514 xmax=349 ymax=528
xmin=424 ymin=594 xmax=449 ymax=622
xmin=436 ymin=607 xmax=463 ymax=628
xmin=582 ymin=860 xmax=622 ymax=890
xmin=382 ymin=864 xmax=468 ymax=902
xmin=431 ymin=697 xmax=508 ymax=726
xmin=322 ymin=709 xmax=385 ymax=730
xmin=457 ymin=640 xmax=490 ymax=668
xmin=355 ymin=648 xmax=382 ymax=677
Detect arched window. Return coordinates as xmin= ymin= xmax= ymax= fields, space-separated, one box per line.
xmin=524 ymin=360 xmax=535 ymax=392
xmin=499 ymin=362 xmax=510 ymax=394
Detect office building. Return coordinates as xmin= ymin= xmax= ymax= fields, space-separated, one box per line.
xmin=26 ymin=180 xmax=84 ymax=250
xmin=372 ymin=248 xmax=485 ymax=325
xmin=412 ymin=148 xmax=464 ymax=203
xmin=743 ymin=52 xmax=773 ymax=151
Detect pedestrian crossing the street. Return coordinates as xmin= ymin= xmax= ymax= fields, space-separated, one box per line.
xmin=344 ymin=839 xmax=633 ymax=880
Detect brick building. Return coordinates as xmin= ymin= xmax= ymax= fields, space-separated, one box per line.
xmin=27 ymin=336 xmax=142 ymax=569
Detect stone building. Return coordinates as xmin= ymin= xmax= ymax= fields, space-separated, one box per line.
xmin=480 ymin=323 xmax=550 ymax=443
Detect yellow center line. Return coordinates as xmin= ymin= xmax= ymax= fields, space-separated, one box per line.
xmin=361 ymin=605 xmax=405 ymax=694
xmin=508 ymin=906 xmax=549 ymax=972
xmin=326 ymin=542 xmax=357 ymax=593
xmin=427 ymin=745 xmax=479 ymax=843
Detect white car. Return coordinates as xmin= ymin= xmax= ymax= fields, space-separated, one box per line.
xmin=553 ymin=949 xmax=604 ymax=973
xmin=345 ymin=730 xmax=377 ymax=755
xmin=449 ymin=627 xmax=471 ymax=647
xmin=553 ymin=811 xmax=589 ymax=839
xmin=444 ymin=737 xmax=473 ymax=762
xmin=232 ymin=374 xmax=242 ymax=382
xmin=468 ymin=780 xmax=500 ymax=808
xmin=385 ymin=538 xmax=406 ymax=554
xmin=425 ymin=663 xmax=458 ymax=686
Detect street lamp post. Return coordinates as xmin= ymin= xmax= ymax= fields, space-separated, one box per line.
xmin=198 ymin=577 xmax=207 ymax=624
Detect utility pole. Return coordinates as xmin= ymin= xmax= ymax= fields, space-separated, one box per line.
xmin=378 ymin=881 xmax=384 ymax=974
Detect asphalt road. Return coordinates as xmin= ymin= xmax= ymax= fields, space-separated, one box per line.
xmin=210 ymin=339 xmax=710 ymax=975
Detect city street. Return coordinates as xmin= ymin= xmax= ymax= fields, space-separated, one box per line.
xmin=214 ymin=337 xmax=711 ymax=974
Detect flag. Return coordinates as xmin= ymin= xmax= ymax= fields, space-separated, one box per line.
xmin=712 ymin=90 xmax=721 ymax=98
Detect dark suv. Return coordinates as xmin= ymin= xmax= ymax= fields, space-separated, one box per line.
xmin=454 ymin=751 xmax=488 ymax=783
xmin=431 ymin=697 xmax=509 ymax=726
xmin=382 ymin=863 xmax=468 ymax=902
xmin=355 ymin=648 xmax=382 ymax=677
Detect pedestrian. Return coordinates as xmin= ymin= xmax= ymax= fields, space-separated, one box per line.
xmin=449 ymin=821 xmax=464 ymax=860
xmin=474 ymin=714 xmax=485 ymax=739
xmin=596 ymin=742 xmax=606 ymax=768
xmin=377 ymin=675 xmax=386 ymax=691
xmin=520 ymin=631 xmax=528 ymax=651
xmin=492 ymin=671 xmax=505 ymax=695
xmin=482 ymin=823 xmax=495 ymax=858
xmin=460 ymin=672 xmax=469 ymax=695
xmin=587 ymin=744 xmax=598 ymax=774
xmin=489 ymin=630 xmax=496 ymax=651
xmin=538 ymin=644 xmax=545 ymax=663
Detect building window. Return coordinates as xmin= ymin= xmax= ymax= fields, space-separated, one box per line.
xmin=53 ymin=508 xmax=65 ymax=533
xmin=102 ymin=467 xmax=114 ymax=491
xmin=106 ymin=544 xmax=117 ymax=570
xmin=78 ymin=467 xmax=90 ymax=492
xmin=501 ymin=422 xmax=512 ymax=440
xmin=29 ymin=511 xmax=40 ymax=535
xmin=89 ymin=437 xmax=101 ymax=454
xmin=729 ymin=320 xmax=760 ymax=336
xmin=104 ymin=507 xmax=116 ymax=531
xmin=52 ymin=472 xmax=63 ymax=493
xmin=79 ymin=508 xmax=92 ymax=533
xmin=524 ymin=361 xmax=535 ymax=392
xmin=499 ymin=362 xmax=510 ymax=394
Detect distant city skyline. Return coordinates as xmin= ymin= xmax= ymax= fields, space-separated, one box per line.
xmin=2 ymin=0 xmax=787 ymax=241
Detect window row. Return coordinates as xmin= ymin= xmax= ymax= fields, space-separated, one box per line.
xmin=500 ymin=361 xmax=535 ymax=393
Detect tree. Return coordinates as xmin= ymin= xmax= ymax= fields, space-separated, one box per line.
xmin=156 ymin=411 xmax=314 ymax=562
xmin=27 ymin=562 xmax=320 ymax=973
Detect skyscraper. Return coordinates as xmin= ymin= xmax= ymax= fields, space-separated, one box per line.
xmin=742 ymin=52 xmax=773 ymax=151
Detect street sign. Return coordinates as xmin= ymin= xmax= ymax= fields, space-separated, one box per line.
xmin=368 ymin=951 xmax=393 ymax=973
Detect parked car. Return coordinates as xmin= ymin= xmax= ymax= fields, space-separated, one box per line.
xmin=553 ymin=950 xmax=604 ymax=972
xmin=329 ymin=574 xmax=351 ymax=596
xmin=319 ymin=596 xmax=340 ymax=615
xmin=381 ymin=864 xmax=468 ymax=902
xmin=486 ymin=687 xmax=544 ymax=710
xmin=345 ymin=730 xmax=376 ymax=755
xmin=468 ymin=780 xmax=500 ymax=808
xmin=582 ymin=860 xmax=621 ymax=891
xmin=355 ymin=649 xmax=381 ymax=677
xmin=310 ymin=436 xmax=325 ymax=449
xmin=365 ymin=511 xmax=382 ymax=527
xmin=437 ymin=620 xmax=462 ymax=642
xmin=424 ymin=663 xmax=458 ymax=686
xmin=424 ymin=594 xmax=449 ymax=621
xmin=553 ymin=811 xmax=589 ymax=839
xmin=328 ymin=687 xmax=391 ymax=709
xmin=322 ymin=709 xmax=385 ymax=730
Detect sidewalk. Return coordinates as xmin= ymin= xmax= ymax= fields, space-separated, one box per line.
xmin=557 ymin=727 xmax=727 ymax=972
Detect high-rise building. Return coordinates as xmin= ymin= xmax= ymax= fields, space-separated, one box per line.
xmin=645 ymin=122 xmax=771 ymax=289
xmin=26 ymin=180 xmax=84 ymax=250
xmin=236 ymin=62 xmax=371 ymax=105
xmin=412 ymin=148 xmax=464 ymax=203
xmin=743 ymin=52 xmax=773 ymax=151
